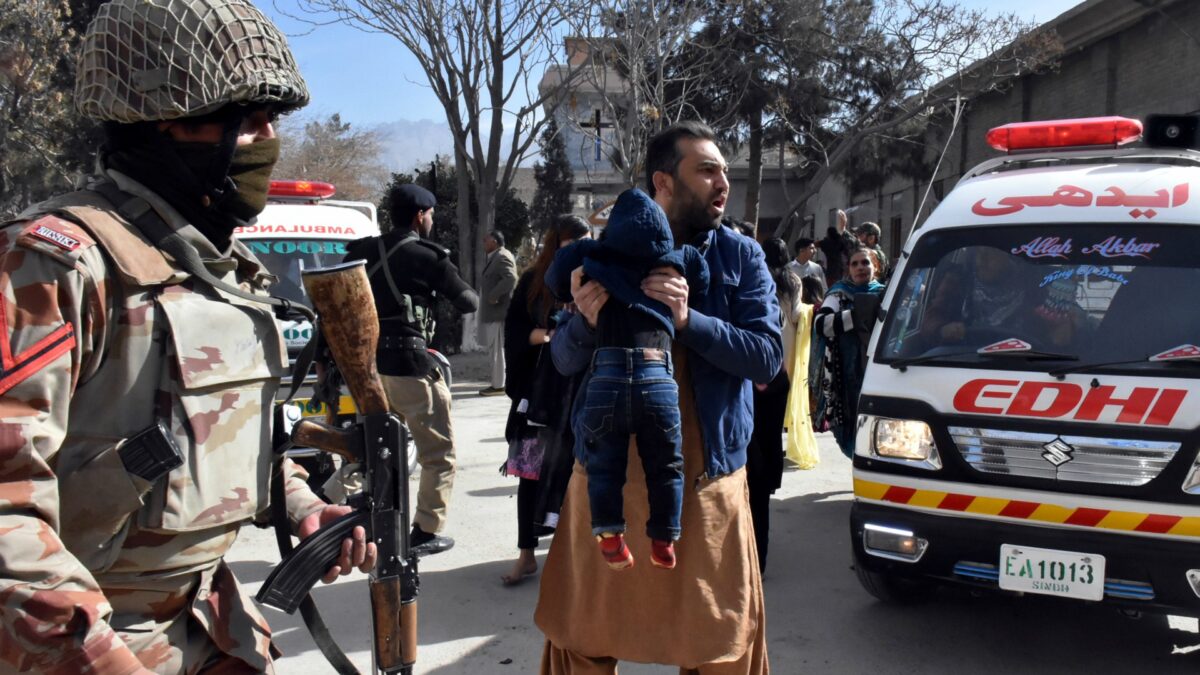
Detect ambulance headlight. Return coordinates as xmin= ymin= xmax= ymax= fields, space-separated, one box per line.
xmin=857 ymin=416 xmax=942 ymax=469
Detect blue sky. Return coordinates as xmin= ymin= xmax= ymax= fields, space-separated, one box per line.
xmin=261 ymin=0 xmax=1085 ymax=171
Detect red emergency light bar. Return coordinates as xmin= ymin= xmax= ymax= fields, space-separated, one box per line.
xmin=268 ymin=180 xmax=337 ymax=199
xmin=986 ymin=116 xmax=1143 ymax=152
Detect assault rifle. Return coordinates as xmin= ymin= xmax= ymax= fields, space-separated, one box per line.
xmin=257 ymin=260 xmax=418 ymax=674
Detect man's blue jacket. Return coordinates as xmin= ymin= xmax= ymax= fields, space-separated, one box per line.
xmin=551 ymin=223 xmax=783 ymax=479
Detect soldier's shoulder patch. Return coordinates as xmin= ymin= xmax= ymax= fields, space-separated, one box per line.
xmin=14 ymin=216 xmax=97 ymax=266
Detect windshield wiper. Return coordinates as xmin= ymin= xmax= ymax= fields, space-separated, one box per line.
xmin=890 ymin=348 xmax=1078 ymax=371
xmin=1048 ymin=348 xmax=1200 ymax=378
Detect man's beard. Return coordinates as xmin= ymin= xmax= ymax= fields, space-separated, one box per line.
xmin=669 ymin=180 xmax=722 ymax=240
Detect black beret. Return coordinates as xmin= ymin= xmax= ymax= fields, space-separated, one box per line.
xmin=390 ymin=184 xmax=437 ymax=211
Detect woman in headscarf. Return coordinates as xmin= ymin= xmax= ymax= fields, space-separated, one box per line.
xmin=812 ymin=246 xmax=886 ymax=457
xmin=501 ymin=214 xmax=591 ymax=585
xmin=783 ymin=275 xmax=824 ymax=470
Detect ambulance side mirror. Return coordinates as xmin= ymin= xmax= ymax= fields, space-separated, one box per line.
xmin=852 ymin=292 xmax=884 ymax=333
xmin=852 ymin=292 xmax=885 ymax=364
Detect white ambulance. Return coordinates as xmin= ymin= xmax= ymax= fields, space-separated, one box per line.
xmin=852 ymin=115 xmax=1200 ymax=616
xmin=236 ymin=180 xmax=431 ymax=479
xmin=238 ymin=180 xmax=378 ymax=353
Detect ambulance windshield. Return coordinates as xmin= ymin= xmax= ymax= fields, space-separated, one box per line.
xmin=878 ymin=224 xmax=1200 ymax=375
xmin=242 ymin=239 xmax=351 ymax=307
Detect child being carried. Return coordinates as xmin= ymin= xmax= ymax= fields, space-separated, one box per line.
xmin=546 ymin=188 xmax=709 ymax=571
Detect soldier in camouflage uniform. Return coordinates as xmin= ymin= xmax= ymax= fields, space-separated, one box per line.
xmin=0 ymin=1 xmax=375 ymax=673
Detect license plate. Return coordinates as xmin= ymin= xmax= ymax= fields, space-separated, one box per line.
xmin=999 ymin=544 xmax=1105 ymax=601
xmin=293 ymin=395 xmax=357 ymax=418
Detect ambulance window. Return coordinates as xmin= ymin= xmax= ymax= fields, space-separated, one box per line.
xmin=878 ymin=225 xmax=1200 ymax=375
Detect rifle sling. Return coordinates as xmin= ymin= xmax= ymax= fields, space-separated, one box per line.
xmin=91 ymin=182 xmax=315 ymax=322
xmin=89 ymin=181 xmax=319 ymax=404
xmin=369 ymin=234 xmax=419 ymax=318
xmin=92 ymin=182 xmax=358 ymax=674
xmin=270 ymin=455 xmax=361 ymax=675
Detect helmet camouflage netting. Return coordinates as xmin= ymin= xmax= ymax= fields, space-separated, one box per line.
xmin=76 ymin=0 xmax=309 ymax=123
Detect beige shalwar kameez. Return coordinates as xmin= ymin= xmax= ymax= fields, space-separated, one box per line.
xmin=535 ymin=349 xmax=769 ymax=674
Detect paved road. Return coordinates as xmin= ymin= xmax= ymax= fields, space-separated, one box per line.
xmin=228 ymin=374 xmax=1200 ymax=673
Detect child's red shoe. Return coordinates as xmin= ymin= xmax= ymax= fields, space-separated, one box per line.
xmin=650 ymin=539 xmax=676 ymax=569
xmin=597 ymin=533 xmax=634 ymax=570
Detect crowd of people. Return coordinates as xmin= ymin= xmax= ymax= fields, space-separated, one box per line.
xmin=0 ymin=1 xmax=897 ymax=672
xmin=473 ymin=127 xmax=895 ymax=671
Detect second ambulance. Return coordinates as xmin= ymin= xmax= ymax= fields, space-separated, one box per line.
xmin=852 ymin=115 xmax=1200 ymax=616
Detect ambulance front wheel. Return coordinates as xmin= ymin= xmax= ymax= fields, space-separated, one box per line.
xmin=854 ymin=562 xmax=929 ymax=604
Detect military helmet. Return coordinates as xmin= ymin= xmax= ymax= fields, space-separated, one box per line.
xmin=857 ymin=222 xmax=882 ymax=238
xmin=76 ymin=0 xmax=309 ymax=123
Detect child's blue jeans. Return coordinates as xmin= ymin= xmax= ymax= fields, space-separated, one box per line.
xmin=579 ymin=347 xmax=683 ymax=542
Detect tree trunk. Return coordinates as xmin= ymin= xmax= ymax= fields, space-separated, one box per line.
xmin=743 ymin=107 xmax=763 ymax=238
xmin=455 ymin=147 xmax=473 ymax=285
xmin=475 ymin=180 xmax=496 ymax=285
xmin=454 ymin=147 xmax=479 ymax=353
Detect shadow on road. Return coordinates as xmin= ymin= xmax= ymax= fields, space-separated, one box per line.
xmin=236 ymin=446 xmax=1200 ymax=673
xmin=235 ymin=552 xmax=552 ymax=673
xmin=467 ymin=484 xmax=519 ymax=498
xmin=763 ymin=489 xmax=1200 ymax=673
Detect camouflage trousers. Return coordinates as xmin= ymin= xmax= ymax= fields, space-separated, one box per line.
xmin=381 ymin=369 xmax=456 ymax=533
xmin=104 ymin=561 xmax=275 ymax=674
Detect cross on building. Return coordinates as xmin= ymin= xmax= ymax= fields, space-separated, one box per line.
xmin=578 ymin=109 xmax=613 ymax=163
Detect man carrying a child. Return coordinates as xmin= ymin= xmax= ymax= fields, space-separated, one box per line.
xmin=534 ymin=121 xmax=782 ymax=674
xmin=545 ymin=188 xmax=709 ymax=571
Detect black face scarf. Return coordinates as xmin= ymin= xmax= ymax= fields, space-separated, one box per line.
xmin=104 ymin=117 xmax=279 ymax=250
xmin=216 ymin=138 xmax=280 ymax=222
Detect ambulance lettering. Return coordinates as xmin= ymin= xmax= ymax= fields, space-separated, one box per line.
xmin=235 ymin=224 xmax=356 ymax=235
xmin=953 ymin=379 xmax=1187 ymax=426
xmin=973 ymin=183 xmax=1189 ymax=220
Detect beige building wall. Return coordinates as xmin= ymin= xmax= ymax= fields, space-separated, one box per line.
xmin=804 ymin=0 xmax=1199 ymax=260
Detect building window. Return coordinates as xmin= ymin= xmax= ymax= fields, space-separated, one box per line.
xmin=890 ymin=215 xmax=903 ymax=257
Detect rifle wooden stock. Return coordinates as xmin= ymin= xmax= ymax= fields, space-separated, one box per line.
xmin=291 ymin=419 xmax=357 ymax=462
xmin=301 ymin=262 xmax=389 ymax=416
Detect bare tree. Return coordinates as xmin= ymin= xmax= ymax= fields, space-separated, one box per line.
xmin=0 ymin=0 xmax=98 ymax=217
xmin=275 ymin=112 xmax=390 ymax=202
xmin=774 ymin=0 xmax=1061 ymax=241
xmin=286 ymin=0 xmax=581 ymax=288
xmin=560 ymin=0 xmax=737 ymax=188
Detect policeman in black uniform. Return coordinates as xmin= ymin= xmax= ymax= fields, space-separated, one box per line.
xmin=345 ymin=184 xmax=478 ymax=555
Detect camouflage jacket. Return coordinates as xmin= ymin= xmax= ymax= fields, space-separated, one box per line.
xmin=0 ymin=170 xmax=326 ymax=673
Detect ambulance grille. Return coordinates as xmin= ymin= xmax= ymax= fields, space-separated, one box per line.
xmin=948 ymin=427 xmax=1181 ymax=486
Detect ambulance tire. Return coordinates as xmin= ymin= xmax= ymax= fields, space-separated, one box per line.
xmin=428 ymin=348 xmax=452 ymax=388
xmin=404 ymin=426 xmax=418 ymax=475
xmin=854 ymin=564 xmax=929 ymax=604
